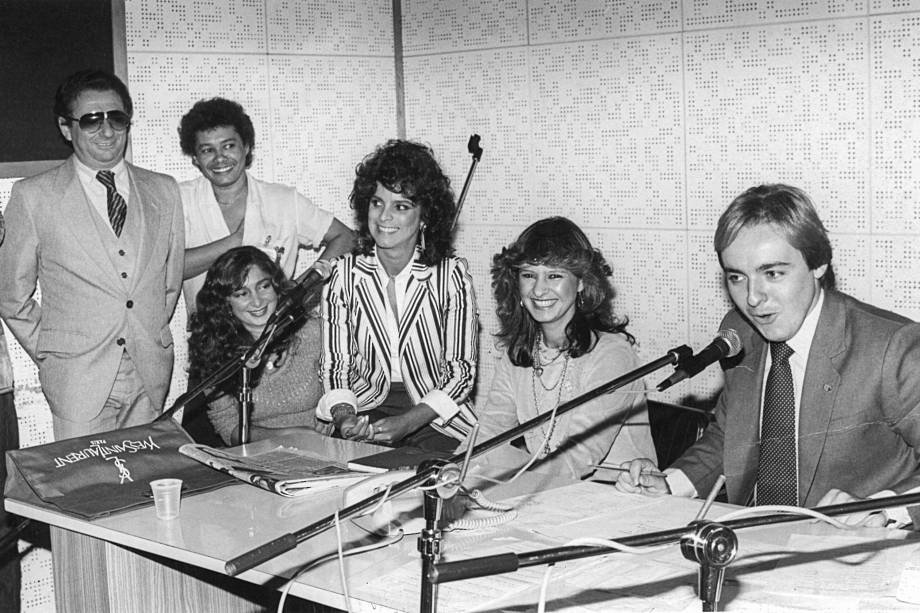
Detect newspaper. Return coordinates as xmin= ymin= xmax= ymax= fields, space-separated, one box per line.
xmin=178 ymin=443 xmax=374 ymax=497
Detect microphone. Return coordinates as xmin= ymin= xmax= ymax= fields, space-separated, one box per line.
xmin=657 ymin=329 xmax=742 ymax=392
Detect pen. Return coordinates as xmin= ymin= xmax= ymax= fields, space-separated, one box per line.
xmin=590 ymin=463 xmax=667 ymax=478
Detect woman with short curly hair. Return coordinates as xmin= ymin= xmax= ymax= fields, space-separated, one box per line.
xmin=316 ymin=140 xmax=478 ymax=452
xmin=478 ymin=217 xmax=655 ymax=479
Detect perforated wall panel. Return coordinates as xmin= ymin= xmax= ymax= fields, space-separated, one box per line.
xmin=404 ymin=49 xmax=533 ymax=225
xmin=873 ymin=236 xmax=920 ymax=320
xmin=402 ymin=0 xmax=527 ymax=55
xmin=266 ymin=0 xmax=394 ymax=55
xmin=872 ymin=0 xmax=920 ymax=11
xmin=684 ymin=19 xmax=870 ymax=233
xmin=830 ymin=234 xmax=873 ymax=302
xmin=267 ymin=56 xmax=398 ymax=218
xmin=683 ymin=0 xmax=867 ymax=30
xmin=870 ymin=14 xmax=920 ymax=234
xmin=126 ymin=0 xmax=266 ymax=52
xmin=529 ymin=36 xmax=685 ymax=228
xmin=529 ymin=0 xmax=682 ymax=42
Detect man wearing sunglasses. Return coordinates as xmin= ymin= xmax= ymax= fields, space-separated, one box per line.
xmin=0 ymin=69 xmax=184 ymax=441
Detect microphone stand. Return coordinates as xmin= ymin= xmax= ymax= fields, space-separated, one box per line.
xmin=429 ymin=491 xmax=920 ymax=611
xmin=450 ymin=134 xmax=483 ymax=231
xmin=224 ymin=344 xmax=692 ymax=579
xmin=157 ymin=270 xmax=325 ymax=440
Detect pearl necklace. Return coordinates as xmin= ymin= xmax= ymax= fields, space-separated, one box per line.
xmin=531 ymin=347 xmax=571 ymax=458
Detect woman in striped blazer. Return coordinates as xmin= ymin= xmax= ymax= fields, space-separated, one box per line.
xmin=315 ymin=140 xmax=478 ymax=452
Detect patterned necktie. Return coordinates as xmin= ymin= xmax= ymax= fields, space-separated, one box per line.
xmin=756 ymin=341 xmax=798 ymax=505
xmin=95 ymin=170 xmax=127 ymax=237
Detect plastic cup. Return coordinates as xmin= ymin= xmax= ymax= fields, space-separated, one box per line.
xmin=150 ymin=478 xmax=182 ymax=520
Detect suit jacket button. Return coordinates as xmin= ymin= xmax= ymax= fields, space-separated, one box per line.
xmin=116 ymin=338 xmax=125 ymax=346
xmin=118 ymin=249 xmax=126 ymax=256
xmin=126 ymin=300 xmax=134 ymax=308
xmin=121 ymin=272 xmax=128 ymax=279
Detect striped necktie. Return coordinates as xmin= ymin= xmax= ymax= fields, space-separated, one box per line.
xmin=95 ymin=170 xmax=127 ymax=237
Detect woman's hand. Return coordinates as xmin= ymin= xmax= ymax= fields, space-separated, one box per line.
xmin=332 ymin=403 xmax=371 ymax=441
xmin=371 ymin=403 xmax=437 ymax=445
xmin=337 ymin=413 xmax=372 ymax=441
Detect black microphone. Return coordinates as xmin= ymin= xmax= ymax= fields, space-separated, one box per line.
xmin=657 ymin=329 xmax=742 ymax=392
xmin=266 ymin=265 xmax=330 ymax=328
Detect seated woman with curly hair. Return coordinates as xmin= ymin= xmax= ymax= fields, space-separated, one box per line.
xmin=188 ymin=246 xmax=332 ymax=445
xmin=316 ymin=140 xmax=478 ymax=452
xmin=476 ymin=217 xmax=655 ymax=480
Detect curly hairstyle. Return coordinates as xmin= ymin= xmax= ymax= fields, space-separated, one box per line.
xmin=188 ymin=246 xmax=293 ymax=391
xmin=178 ymin=97 xmax=255 ymax=167
xmin=350 ymin=139 xmax=456 ymax=266
xmin=492 ymin=217 xmax=634 ymax=368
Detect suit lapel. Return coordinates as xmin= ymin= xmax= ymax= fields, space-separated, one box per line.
xmin=128 ymin=164 xmax=160 ymax=288
xmin=725 ymin=325 xmax=767 ymax=504
xmin=798 ymin=291 xmax=845 ymax=504
xmin=353 ymin=257 xmax=392 ymax=373
xmin=58 ymin=159 xmax=120 ymax=284
xmin=398 ymin=260 xmax=433 ymax=348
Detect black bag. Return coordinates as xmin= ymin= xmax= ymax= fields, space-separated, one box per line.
xmin=4 ymin=419 xmax=236 ymax=519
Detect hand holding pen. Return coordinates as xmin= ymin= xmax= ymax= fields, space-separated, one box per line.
xmin=613 ymin=457 xmax=670 ymax=496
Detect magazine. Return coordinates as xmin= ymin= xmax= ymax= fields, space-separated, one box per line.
xmin=178 ymin=443 xmax=375 ymax=497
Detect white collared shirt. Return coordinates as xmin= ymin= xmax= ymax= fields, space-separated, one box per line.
xmin=73 ymin=157 xmax=130 ymax=236
xmin=381 ymin=254 xmax=413 ymax=383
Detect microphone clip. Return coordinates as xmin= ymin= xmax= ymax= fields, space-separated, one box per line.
xmin=680 ymin=521 xmax=738 ymax=611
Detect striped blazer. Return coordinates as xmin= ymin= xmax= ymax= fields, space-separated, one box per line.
xmin=318 ymin=251 xmax=479 ymax=440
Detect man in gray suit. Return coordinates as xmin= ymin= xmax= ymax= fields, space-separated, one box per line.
xmin=0 ymin=69 xmax=184 ymax=440
xmin=618 ymin=184 xmax=920 ymax=527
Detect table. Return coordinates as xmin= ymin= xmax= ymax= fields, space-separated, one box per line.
xmin=8 ymin=430 xmax=920 ymax=612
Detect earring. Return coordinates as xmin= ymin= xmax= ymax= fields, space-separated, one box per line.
xmin=419 ymin=222 xmax=427 ymax=251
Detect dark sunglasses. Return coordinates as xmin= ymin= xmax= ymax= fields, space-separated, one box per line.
xmin=64 ymin=110 xmax=132 ymax=133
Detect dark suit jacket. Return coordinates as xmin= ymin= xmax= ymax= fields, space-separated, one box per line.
xmin=0 ymin=157 xmax=184 ymax=424
xmin=673 ymin=290 xmax=920 ymax=507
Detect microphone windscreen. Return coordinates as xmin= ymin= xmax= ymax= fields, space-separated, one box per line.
xmin=717 ymin=328 xmax=743 ymax=358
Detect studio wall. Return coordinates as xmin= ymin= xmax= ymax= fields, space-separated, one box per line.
xmin=399 ymin=0 xmax=920 ymax=406
xmin=1 ymin=0 xmax=919 ymax=610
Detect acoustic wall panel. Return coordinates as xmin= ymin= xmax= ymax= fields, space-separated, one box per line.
xmin=402 ymin=0 xmax=527 ymax=55
xmin=126 ymin=0 xmax=266 ymax=53
xmin=127 ymin=53 xmax=272 ymax=181
xmin=529 ymin=36 xmax=685 ymax=228
xmin=404 ymin=49 xmax=533 ymax=226
xmin=684 ymin=230 xmax=731 ymax=401
xmin=683 ymin=0 xmax=867 ymax=31
xmin=0 ymin=179 xmax=12 ymax=209
xmin=453 ymin=222 xmax=523 ymax=401
xmin=267 ymin=0 xmax=394 ymax=55
xmin=829 ymin=234 xmax=873 ymax=301
xmin=685 ymin=19 xmax=870 ymax=234
xmin=872 ymin=236 xmax=920 ymax=320
xmin=268 ymin=56 xmax=398 ymax=219
xmin=20 ymin=549 xmax=53 ymax=613
xmin=870 ymin=14 xmax=920 ymax=234
xmin=871 ymin=0 xmax=920 ymax=12
xmin=592 ymin=228 xmax=695 ymax=392
xmin=529 ymin=0 xmax=682 ymax=43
